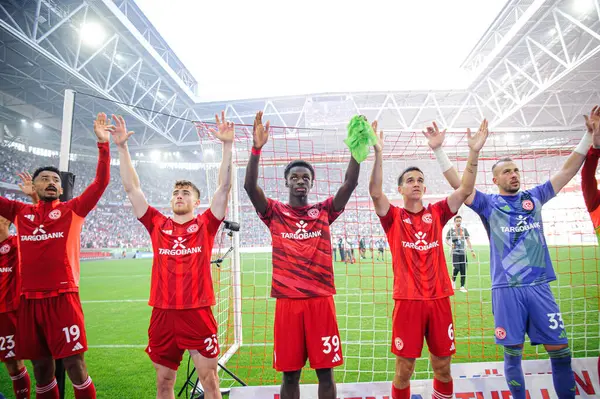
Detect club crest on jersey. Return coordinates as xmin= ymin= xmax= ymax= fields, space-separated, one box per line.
xmin=394 ymin=337 xmax=403 ymax=351
xmin=495 ymin=327 xmax=507 ymax=340
xmin=307 ymin=208 xmax=319 ymax=219
xmin=0 ymin=244 xmax=10 ymax=255
xmin=158 ymin=237 xmax=202 ymax=256
xmin=521 ymin=199 xmax=534 ymax=211
xmin=186 ymin=224 xmax=199 ymax=233
xmin=48 ymin=209 xmax=61 ymax=220
xmin=21 ymin=224 xmax=64 ymax=241
xmin=422 ymin=213 xmax=432 ymax=224
xmin=281 ymin=220 xmax=322 ymax=240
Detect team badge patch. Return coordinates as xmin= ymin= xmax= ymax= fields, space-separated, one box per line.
xmin=521 ymin=199 xmax=534 ymax=211
xmin=0 ymin=244 xmax=10 ymax=255
xmin=49 ymin=209 xmax=61 ymax=220
xmin=187 ymin=224 xmax=199 ymax=233
xmin=307 ymin=208 xmax=319 ymax=219
xmin=394 ymin=337 xmax=404 ymax=351
xmin=422 ymin=213 xmax=432 ymax=224
xmin=495 ymin=327 xmax=507 ymax=340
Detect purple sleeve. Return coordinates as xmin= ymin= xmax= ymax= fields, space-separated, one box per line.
xmin=528 ymin=181 xmax=555 ymax=205
xmin=467 ymin=189 xmax=489 ymax=215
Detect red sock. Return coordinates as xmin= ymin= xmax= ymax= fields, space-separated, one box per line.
xmin=73 ymin=376 xmax=96 ymax=399
xmin=392 ymin=384 xmax=410 ymax=399
xmin=10 ymin=367 xmax=31 ymax=399
xmin=433 ymin=378 xmax=453 ymax=399
xmin=35 ymin=378 xmax=59 ymax=399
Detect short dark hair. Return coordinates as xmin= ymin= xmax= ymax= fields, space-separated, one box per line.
xmin=173 ymin=180 xmax=200 ymax=198
xmin=454 ymin=215 xmax=462 ymax=221
xmin=32 ymin=166 xmax=61 ymax=181
xmin=491 ymin=157 xmax=514 ymax=174
xmin=398 ymin=167 xmax=424 ymax=186
xmin=284 ymin=160 xmax=315 ymax=180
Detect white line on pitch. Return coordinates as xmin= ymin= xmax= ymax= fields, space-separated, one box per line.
xmin=88 ymin=344 xmax=146 ymax=348
xmin=81 ymin=299 xmax=147 ymax=303
xmin=81 ymin=274 xmax=149 ymax=279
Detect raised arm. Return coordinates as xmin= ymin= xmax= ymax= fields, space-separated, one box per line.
xmin=582 ymin=112 xmax=600 ymax=212
xmin=369 ymin=122 xmax=390 ymax=217
xmin=17 ymin=171 xmax=38 ymax=204
xmin=111 ymin=115 xmax=149 ymax=219
xmin=71 ymin=113 xmax=112 ymax=217
xmin=446 ymin=120 xmax=488 ymax=213
xmin=209 ymin=111 xmax=234 ymax=220
xmin=243 ymin=111 xmax=270 ymax=216
xmin=333 ymin=157 xmax=360 ymax=212
xmin=424 ymin=121 xmax=475 ymax=205
xmin=550 ymin=106 xmax=598 ymax=193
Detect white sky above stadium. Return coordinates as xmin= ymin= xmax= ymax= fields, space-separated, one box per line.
xmin=135 ymin=0 xmax=507 ymax=102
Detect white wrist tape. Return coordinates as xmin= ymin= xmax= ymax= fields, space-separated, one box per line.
xmin=433 ymin=147 xmax=453 ymax=172
xmin=574 ymin=132 xmax=593 ymax=155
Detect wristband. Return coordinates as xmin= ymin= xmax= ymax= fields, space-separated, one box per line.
xmin=251 ymin=147 xmax=261 ymax=156
xmin=433 ymin=147 xmax=453 ymax=172
xmin=574 ymin=132 xmax=592 ymax=155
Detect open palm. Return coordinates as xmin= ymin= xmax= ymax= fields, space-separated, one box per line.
xmin=110 ymin=115 xmax=134 ymax=147
xmin=253 ymin=111 xmax=270 ymax=149
xmin=93 ymin=112 xmax=114 ymax=143
xmin=372 ymin=121 xmax=384 ymax=153
xmin=467 ymin=119 xmax=489 ymax=152
xmin=210 ymin=111 xmax=234 ymax=143
xmin=422 ymin=121 xmax=446 ymax=150
xmin=584 ymin=105 xmax=600 ymax=148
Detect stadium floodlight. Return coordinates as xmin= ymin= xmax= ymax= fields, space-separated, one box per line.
xmin=573 ymin=0 xmax=595 ymax=14
xmin=33 ymin=122 xmax=43 ymax=129
xmin=20 ymin=119 xmax=26 ymax=123
xmin=80 ymin=22 xmax=106 ymax=47
xmin=150 ymin=150 xmax=161 ymax=161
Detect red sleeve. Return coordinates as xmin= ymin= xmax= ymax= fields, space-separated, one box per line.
xmin=0 ymin=196 xmax=25 ymax=223
xmin=378 ymin=204 xmax=398 ymax=233
xmin=69 ymin=142 xmax=110 ymax=217
xmin=433 ymin=199 xmax=456 ymax=226
xmin=200 ymin=208 xmax=223 ymax=236
xmin=322 ymin=197 xmax=344 ymax=224
xmin=582 ymin=147 xmax=600 ymax=212
xmin=257 ymin=198 xmax=276 ymax=226
xmin=138 ymin=206 xmax=163 ymax=234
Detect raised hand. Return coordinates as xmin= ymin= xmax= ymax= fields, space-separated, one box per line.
xmin=110 ymin=115 xmax=134 ymax=148
xmin=209 ymin=111 xmax=234 ymax=143
xmin=93 ymin=112 xmax=115 ymax=143
xmin=584 ymin=105 xmax=600 ymax=148
xmin=422 ymin=121 xmax=446 ymax=150
xmin=372 ymin=121 xmax=384 ymax=153
xmin=252 ymin=111 xmax=270 ymax=150
xmin=467 ymin=119 xmax=489 ymax=152
xmin=17 ymin=171 xmax=35 ymax=197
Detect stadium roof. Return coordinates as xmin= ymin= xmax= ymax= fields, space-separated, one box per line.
xmin=0 ymin=0 xmax=599 ymax=154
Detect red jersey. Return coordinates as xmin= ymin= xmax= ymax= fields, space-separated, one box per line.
xmin=0 ymin=142 xmax=110 ymax=299
xmin=0 ymin=236 xmax=19 ymax=313
xmin=259 ymin=197 xmax=343 ymax=299
xmin=139 ymin=206 xmax=223 ymax=310
xmin=380 ymin=200 xmax=455 ymax=300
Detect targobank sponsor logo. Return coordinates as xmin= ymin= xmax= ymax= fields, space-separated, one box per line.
xmin=20 ymin=225 xmax=64 ymax=241
xmin=158 ymin=237 xmax=202 ymax=256
xmin=402 ymin=231 xmax=439 ymax=251
xmin=501 ymin=215 xmax=541 ymax=233
xmin=280 ymin=220 xmax=322 ymax=240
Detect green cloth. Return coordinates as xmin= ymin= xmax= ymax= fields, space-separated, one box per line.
xmin=344 ymin=115 xmax=378 ymax=163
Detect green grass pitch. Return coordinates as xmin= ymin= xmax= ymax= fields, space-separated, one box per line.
xmin=0 ymin=245 xmax=598 ymax=398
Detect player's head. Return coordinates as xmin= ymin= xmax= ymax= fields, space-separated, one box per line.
xmin=492 ymin=157 xmax=520 ymax=194
xmin=0 ymin=216 xmax=10 ymax=236
xmin=397 ymin=167 xmax=426 ymax=201
xmin=284 ymin=160 xmax=315 ymax=198
xmin=32 ymin=166 xmax=62 ymax=201
xmin=170 ymin=180 xmax=201 ymax=215
xmin=454 ymin=215 xmax=462 ymax=226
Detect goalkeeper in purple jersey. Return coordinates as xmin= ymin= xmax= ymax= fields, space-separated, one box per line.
xmin=423 ymin=109 xmax=599 ymax=399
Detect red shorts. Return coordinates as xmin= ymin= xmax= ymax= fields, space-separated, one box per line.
xmin=391 ymin=297 xmax=456 ymax=358
xmin=16 ymin=293 xmax=87 ymax=360
xmin=0 ymin=311 xmax=18 ymax=362
xmin=273 ymin=296 xmax=343 ymax=372
xmin=146 ymin=307 xmax=219 ymax=371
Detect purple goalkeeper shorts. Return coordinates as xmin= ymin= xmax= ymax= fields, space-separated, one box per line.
xmin=491 ymin=283 xmax=569 ymax=346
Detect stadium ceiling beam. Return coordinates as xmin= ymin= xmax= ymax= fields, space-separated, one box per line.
xmin=468 ymin=0 xmax=600 ymax=128
xmin=0 ymin=1 xmax=206 ymax=147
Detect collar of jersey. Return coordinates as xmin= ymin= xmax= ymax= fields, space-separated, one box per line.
xmin=36 ymin=199 xmax=60 ymax=209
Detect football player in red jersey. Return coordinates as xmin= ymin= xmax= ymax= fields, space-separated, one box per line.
xmin=0 ymin=113 xmax=112 ymax=399
xmin=114 ymin=112 xmax=233 ymax=399
xmin=369 ymin=120 xmax=488 ymax=399
xmin=244 ymin=111 xmax=360 ymax=399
